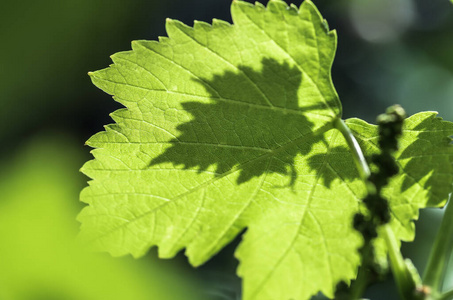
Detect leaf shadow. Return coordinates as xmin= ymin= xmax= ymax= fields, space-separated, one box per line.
xmin=396 ymin=117 xmax=453 ymax=206
xmin=306 ymin=145 xmax=357 ymax=188
xmin=150 ymin=58 xmax=329 ymax=185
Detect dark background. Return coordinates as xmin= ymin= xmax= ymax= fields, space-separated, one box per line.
xmin=0 ymin=0 xmax=452 ymax=299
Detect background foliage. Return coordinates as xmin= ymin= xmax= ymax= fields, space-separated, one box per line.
xmin=1 ymin=0 xmax=452 ymax=299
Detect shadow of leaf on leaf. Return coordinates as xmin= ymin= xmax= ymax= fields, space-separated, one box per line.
xmin=151 ymin=58 xmax=334 ymax=185
xmin=395 ymin=115 xmax=453 ymax=207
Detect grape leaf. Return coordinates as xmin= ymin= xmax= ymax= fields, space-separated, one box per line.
xmin=347 ymin=113 xmax=453 ymax=260
xmin=79 ymin=1 xmax=453 ymax=299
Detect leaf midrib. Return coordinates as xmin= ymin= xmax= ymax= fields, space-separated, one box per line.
xmin=248 ymin=130 xmax=339 ymax=299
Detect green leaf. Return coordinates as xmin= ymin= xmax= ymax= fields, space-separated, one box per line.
xmin=347 ymin=112 xmax=453 ymax=260
xmin=79 ymin=0 xmax=453 ymax=299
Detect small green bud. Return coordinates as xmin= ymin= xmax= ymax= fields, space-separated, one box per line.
xmin=369 ymin=171 xmax=389 ymax=192
xmin=376 ymin=105 xmax=406 ymax=152
xmin=353 ymin=213 xmax=378 ymax=241
xmin=386 ymin=104 xmax=406 ymax=121
xmin=372 ymin=153 xmax=399 ymax=178
xmin=377 ymin=113 xmax=397 ymax=125
xmin=363 ymin=194 xmax=391 ymax=224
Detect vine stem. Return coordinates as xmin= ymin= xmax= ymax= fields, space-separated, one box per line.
xmin=349 ymin=244 xmax=372 ymax=299
xmin=423 ymin=194 xmax=453 ymax=293
xmin=439 ymin=288 xmax=453 ymax=300
xmin=334 ymin=118 xmax=415 ymax=299
xmin=381 ymin=224 xmax=416 ymax=299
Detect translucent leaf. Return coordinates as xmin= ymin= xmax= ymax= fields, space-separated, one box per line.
xmin=79 ymin=1 xmax=453 ymax=299
xmin=347 ymin=113 xmax=453 ymax=260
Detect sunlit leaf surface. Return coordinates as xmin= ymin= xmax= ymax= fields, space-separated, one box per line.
xmin=79 ymin=1 xmax=453 ymax=299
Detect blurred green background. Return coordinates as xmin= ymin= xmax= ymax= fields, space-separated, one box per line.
xmin=0 ymin=0 xmax=452 ymax=299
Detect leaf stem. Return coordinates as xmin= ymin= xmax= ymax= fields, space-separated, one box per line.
xmin=423 ymin=194 xmax=453 ymax=292
xmin=333 ymin=118 xmax=371 ymax=183
xmin=349 ymin=244 xmax=372 ymax=299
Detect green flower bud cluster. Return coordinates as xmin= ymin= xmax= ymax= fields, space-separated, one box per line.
xmin=353 ymin=105 xmax=406 ymax=241
xmin=335 ymin=105 xmax=406 ymax=299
